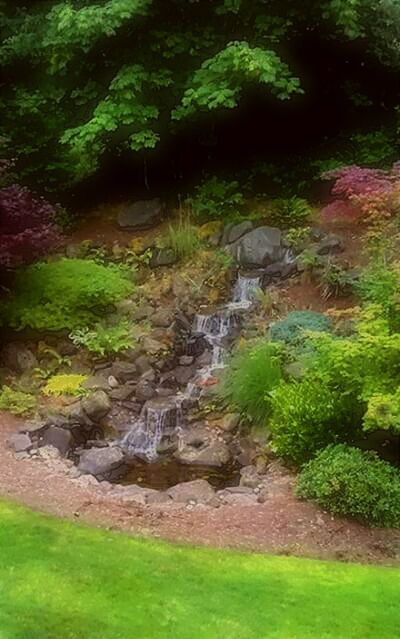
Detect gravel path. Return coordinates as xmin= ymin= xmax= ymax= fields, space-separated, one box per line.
xmin=1 ymin=411 xmax=399 ymax=564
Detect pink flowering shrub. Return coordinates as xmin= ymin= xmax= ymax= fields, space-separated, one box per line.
xmin=0 ymin=183 xmax=63 ymax=267
xmin=321 ymin=165 xmax=400 ymax=222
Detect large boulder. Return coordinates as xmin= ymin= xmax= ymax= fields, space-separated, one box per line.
xmin=175 ymin=427 xmax=231 ymax=467
xmin=7 ymin=433 xmax=32 ymax=453
xmin=78 ymin=446 xmax=126 ymax=480
xmin=81 ymin=391 xmax=111 ymax=421
xmin=1 ymin=343 xmax=38 ymax=373
xmin=42 ymin=426 xmax=73 ymax=456
xmin=228 ymin=226 xmax=283 ymax=268
xmin=118 ymin=199 xmax=164 ymax=230
xmin=167 ymin=479 xmax=215 ymax=504
xmin=221 ymin=221 xmax=253 ymax=246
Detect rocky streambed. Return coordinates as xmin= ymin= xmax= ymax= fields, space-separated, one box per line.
xmin=5 ymin=221 xmax=343 ymax=509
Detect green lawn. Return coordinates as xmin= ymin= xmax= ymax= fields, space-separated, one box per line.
xmin=0 ymin=501 xmax=399 ymax=639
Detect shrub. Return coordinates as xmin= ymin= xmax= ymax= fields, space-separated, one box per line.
xmin=221 ymin=341 xmax=283 ymax=425
xmin=297 ymin=444 xmax=400 ymax=527
xmin=269 ymin=379 xmax=360 ymax=464
xmin=269 ymin=197 xmax=312 ymax=228
xmin=1 ymin=258 xmax=133 ymax=331
xmin=0 ymin=183 xmax=63 ymax=267
xmin=163 ymin=217 xmax=201 ymax=260
xmin=321 ymin=164 xmax=400 ymax=222
xmin=318 ymin=262 xmax=355 ymax=300
xmin=270 ymin=311 xmax=332 ymax=346
xmin=0 ymin=386 xmax=36 ymax=416
xmin=43 ymin=374 xmax=88 ymax=397
xmin=189 ymin=177 xmax=244 ymax=223
xmin=356 ymin=261 xmax=399 ymax=326
xmin=70 ymin=320 xmax=134 ymax=357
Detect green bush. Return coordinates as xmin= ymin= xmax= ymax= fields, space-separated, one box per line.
xmin=270 ymin=311 xmax=332 ymax=346
xmin=356 ymin=261 xmax=399 ymax=328
xmin=1 ymin=258 xmax=133 ymax=331
xmin=222 ymin=341 xmax=283 ymax=425
xmin=189 ymin=177 xmax=244 ymax=223
xmin=69 ymin=320 xmax=134 ymax=357
xmin=297 ymin=444 xmax=400 ymax=527
xmin=0 ymin=386 xmax=36 ymax=416
xmin=269 ymin=197 xmax=312 ymax=228
xmin=270 ymin=379 xmax=360 ymax=464
xmin=163 ymin=217 xmax=201 ymax=260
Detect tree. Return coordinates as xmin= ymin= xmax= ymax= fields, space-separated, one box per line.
xmin=0 ymin=0 xmax=397 ymax=188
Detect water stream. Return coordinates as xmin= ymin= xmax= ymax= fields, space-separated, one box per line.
xmin=121 ymin=272 xmax=262 ymax=460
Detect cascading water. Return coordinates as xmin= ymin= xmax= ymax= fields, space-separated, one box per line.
xmin=121 ymin=272 xmax=262 ymax=460
xmin=122 ymin=399 xmax=182 ymax=460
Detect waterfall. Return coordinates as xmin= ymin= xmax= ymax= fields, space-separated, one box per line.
xmin=121 ymin=272 xmax=262 ymax=460
xmin=232 ymin=273 xmax=262 ymax=306
xmin=122 ymin=399 xmax=181 ymax=460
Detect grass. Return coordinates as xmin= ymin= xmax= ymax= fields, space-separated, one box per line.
xmin=0 ymin=500 xmax=399 ymax=639
xmin=164 ymin=216 xmax=201 ymax=260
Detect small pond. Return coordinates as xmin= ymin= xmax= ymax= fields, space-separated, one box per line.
xmin=118 ymin=458 xmax=241 ymax=491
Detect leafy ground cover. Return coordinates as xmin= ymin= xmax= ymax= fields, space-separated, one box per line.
xmin=0 ymin=500 xmax=399 ymax=639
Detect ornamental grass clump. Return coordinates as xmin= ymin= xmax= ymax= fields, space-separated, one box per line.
xmin=221 ymin=340 xmax=283 ymax=426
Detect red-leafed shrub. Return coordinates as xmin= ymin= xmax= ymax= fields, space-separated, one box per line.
xmin=0 ymin=183 xmax=63 ymax=268
xmin=321 ymin=164 xmax=400 ymax=222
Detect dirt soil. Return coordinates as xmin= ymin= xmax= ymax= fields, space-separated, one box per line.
xmin=2 ymin=412 xmax=399 ymax=565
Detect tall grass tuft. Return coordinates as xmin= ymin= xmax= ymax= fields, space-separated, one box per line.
xmin=164 ymin=216 xmax=201 ymax=261
xmin=221 ymin=340 xmax=283 ymax=426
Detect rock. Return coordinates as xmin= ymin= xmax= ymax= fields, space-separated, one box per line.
xmin=78 ymin=446 xmax=126 ymax=480
xmin=150 ymin=248 xmax=178 ymax=268
xmin=220 ymin=413 xmax=241 ymax=433
xmin=111 ymin=361 xmax=138 ymax=383
xmin=135 ymin=380 xmax=156 ymax=402
xmin=175 ymin=428 xmax=231 ymax=468
xmin=134 ymin=355 xmax=153 ymax=375
xmin=81 ymin=391 xmax=111 ymax=421
xmin=7 ymin=433 xmax=32 ymax=453
xmin=167 ymin=479 xmax=215 ymax=504
xmin=118 ymin=198 xmax=164 ymax=230
xmin=108 ymin=375 xmax=119 ymax=389
xmin=240 ymin=465 xmax=262 ymax=489
xmin=131 ymin=305 xmax=153 ymax=322
xmin=179 ymin=355 xmax=194 ymax=366
xmin=42 ymin=426 xmax=73 ymax=456
xmin=221 ymin=221 xmax=253 ymax=246
xmin=217 ymin=490 xmax=258 ymax=506
xmin=110 ymin=385 xmax=136 ymax=401
xmin=82 ymin=375 xmax=110 ymax=391
xmin=172 ymin=365 xmax=196 ymax=386
xmin=114 ymin=484 xmax=158 ymax=506
xmin=38 ymin=445 xmax=61 ymax=460
xmin=228 ymin=226 xmax=283 ymax=268
xmin=315 ymin=234 xmax=343 ymax=255
xmin=264 ymin=261 xmax=297 ymax=279
xmin=1 ymin=343 xmax=38 ymax=373
xmin=146 ymin=491 xmax=172 ymax=505
xmin=142 ymin=336 xmax=166 ymax=356
xmin=151 ymin=309 xmax=174 ymax=328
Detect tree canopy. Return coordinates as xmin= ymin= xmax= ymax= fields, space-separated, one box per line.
xmin=0 ymin=0 xmax=398 ymax=188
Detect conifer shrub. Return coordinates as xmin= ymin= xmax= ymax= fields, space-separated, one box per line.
xmin=297 ymin=444 xmax=400 ymax=527
xmin=269 ymin=197 xmax=312 ymax=228
xmin=1 ymin=258 xmax=133 ymax=331
xmin=221 ymin=340 xmax=283 ymax=425
xmin=270 ymin=311 xmax=332 ymax=346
